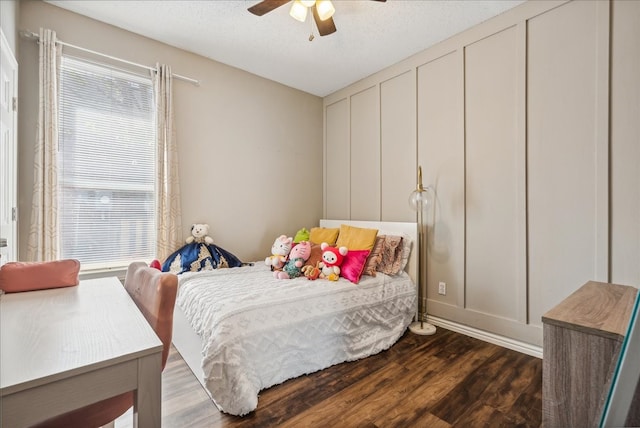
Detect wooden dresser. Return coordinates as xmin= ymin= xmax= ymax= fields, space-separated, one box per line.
xmin=541 ymin=281 xmax=639 ymax=427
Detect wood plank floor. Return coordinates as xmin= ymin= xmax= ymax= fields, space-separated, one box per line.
xmin=116 ymin=328 xmax=542 ymax=427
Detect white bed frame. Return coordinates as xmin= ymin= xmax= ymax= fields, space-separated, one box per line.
xmin=172 ymin=219 xmax=419 ymax=396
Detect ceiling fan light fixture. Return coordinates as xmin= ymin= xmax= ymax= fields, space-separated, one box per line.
xmin=316 ymin=0 xmax=335 ymax=21
xmin=300 ymin=0 xmax=316 ymax=7
xmin=289 ymin=0 xmax=308 ymax=22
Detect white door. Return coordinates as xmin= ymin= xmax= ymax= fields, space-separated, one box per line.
xmin=0 ymin=29 xmax=18 ymax=266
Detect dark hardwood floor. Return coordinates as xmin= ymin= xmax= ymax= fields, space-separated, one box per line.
xmin=116 ymin=328 xmax=542 ymax=427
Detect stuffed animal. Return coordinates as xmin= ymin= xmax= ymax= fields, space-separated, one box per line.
xmin=293 ymin=227 xmax=310 ymax=243
xmin=186 ymin=223 xmax=214 ymax=245
xmin=275 ymin=241 xmax=311 ymax=279
xmin=319 ymin=242 xmax=348 ymax=281
xmin=265 ymin=235 xmax=293 ymax=271
xmin=301 ymin=262 xmax=321 ymax=280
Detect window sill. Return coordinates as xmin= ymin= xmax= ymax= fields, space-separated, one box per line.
xmin=79 ymin=266 xmax=128 ymax=282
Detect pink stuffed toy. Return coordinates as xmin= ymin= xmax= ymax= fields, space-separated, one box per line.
xmin=274 ymin=241 xmax=311 ymax=279
xmin=319 ymin=242 xmax=348 ymax=281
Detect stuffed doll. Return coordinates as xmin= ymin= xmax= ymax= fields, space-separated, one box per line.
xmin=275 ymin=241 xmax=311 ymax=279
xmin=265 ymin=235 xmax=293 ymax=271
xmin=318 ymin=242 xmax=348 ymax=281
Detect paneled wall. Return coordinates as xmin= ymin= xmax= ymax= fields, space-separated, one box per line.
xmin=325 ymin=99 xmax=350 ymax=219
xmin=417 ymin=51 xmax=465 ymax=313
xmin=464 ymin=24 xmax=524 ymax=326
xmin=350 ymin=86 xmax=380 ymax=220
xmin=380 ymin=71 xmax=416 ymax=222
xmin=323 ymin=0 xmax=640 ymax=348
xmin=527 ymin=0 xmax=608 ymax=329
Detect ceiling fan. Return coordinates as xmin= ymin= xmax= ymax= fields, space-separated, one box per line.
xmin=248 ymin=0 xmax=386 ymax=38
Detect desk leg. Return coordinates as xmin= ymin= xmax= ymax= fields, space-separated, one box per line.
xmin=134 ymin=352 xmax=162 ymax=428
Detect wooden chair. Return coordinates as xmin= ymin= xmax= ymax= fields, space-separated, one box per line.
xmin=34 ymin=262 xmax=178 ymax=428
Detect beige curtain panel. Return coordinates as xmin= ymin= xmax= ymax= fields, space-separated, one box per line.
xmin=154 ymin=63 xmax=183 ymax=261
xmin=27 ymin=28 xmax=61 ymax=262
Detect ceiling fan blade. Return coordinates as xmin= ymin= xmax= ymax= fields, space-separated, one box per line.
xmin=312 ymin=5 xmax=337 ymax=36
xmin=248 ymin=0 xmax=290 ymax=16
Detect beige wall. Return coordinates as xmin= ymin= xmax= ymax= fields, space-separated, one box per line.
xmin=323 ymin=0 xmax=640 ymax=348
xmin=17 ymin=1 xmax=323 ymax=263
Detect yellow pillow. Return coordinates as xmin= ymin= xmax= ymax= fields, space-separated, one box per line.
xmin=335 ymin=224 xmax=378 ymax=251
xmin=309 ymin=227 xmax=340 ymax=246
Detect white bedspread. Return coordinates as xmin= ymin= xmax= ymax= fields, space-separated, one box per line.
xmin=177 ymin=263 xmax=416 ymax=416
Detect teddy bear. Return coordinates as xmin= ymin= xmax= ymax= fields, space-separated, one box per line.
xmin=319 ymin=242 xmax=348 ymax=281
xmin=275 ymin=241 xmax=311 ymax=279
xmin=265 ymin=235 xmax=293 ymax=271
xmin=186 ymin=223 xmax=214 ymax=245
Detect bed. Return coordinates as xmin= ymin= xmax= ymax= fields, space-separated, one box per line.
xmin=171 ymin=219 xmax=419 ymax=416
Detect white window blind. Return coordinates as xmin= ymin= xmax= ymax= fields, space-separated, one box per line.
xmin=58 ymin=56 xmax=156 ymax=270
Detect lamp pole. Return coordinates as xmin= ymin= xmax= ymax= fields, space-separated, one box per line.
xmin=409 ymin=166 xmax=436 ymax=335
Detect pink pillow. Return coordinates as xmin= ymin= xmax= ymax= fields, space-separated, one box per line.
xmin=340 ymin=250 xmax=370 ymax=284
xmin=0 ymin=259 xmax=80 ymax=293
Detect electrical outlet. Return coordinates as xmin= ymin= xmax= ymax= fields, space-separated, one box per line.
xmin=438 ymin=281 xmax=446 ymax=295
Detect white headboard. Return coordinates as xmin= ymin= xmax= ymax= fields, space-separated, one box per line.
xmin=319 ymin=219 xmax=419 ymax=285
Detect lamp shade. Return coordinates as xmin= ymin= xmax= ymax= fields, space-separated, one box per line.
xmin=300 ymin=0 xmax=316 ymax=6
xmin=408 ymin=166 xmax=433 ymax=219
xmin=408 ymin=188 xmax=432 ymax=214
xmin=289 ymin=0 xmax=308 ymax=22
xmin=316 ymin=0 xmax=335 ymax=21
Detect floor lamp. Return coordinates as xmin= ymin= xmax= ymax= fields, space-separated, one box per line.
xmin=408 ymin=166 xmax=436 ymax=335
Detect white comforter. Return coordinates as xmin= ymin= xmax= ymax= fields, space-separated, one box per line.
xmin=177 ymin=263 xmax=416 ymax=416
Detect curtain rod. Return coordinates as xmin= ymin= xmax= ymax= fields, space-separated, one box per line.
xmin=20 ymin=30 xmax=200 ymax=86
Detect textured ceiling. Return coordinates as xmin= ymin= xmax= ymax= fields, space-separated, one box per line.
xmin=45 ymin=0 xmax=525 ymax=97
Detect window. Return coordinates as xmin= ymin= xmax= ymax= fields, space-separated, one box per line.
xmin=58 ymin=56 xmax=156 ymax=270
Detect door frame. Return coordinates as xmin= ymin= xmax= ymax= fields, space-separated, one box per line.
xmin=0 ymin=28 xmax=18 ymax=265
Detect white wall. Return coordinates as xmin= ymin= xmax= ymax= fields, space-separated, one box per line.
xmin=18 ymin=1 xmax=323 ymax=263
xmin=323 ymin=0 xmax=640 ymax=347
xmin=0 ymin=0 xmax=18 ymax=53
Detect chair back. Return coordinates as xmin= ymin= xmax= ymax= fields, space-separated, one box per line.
xmin=124 ymin=261 xmax=178 ymax=370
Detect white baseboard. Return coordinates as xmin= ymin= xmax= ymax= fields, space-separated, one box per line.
xmin=426 ymin=315 xmax=543 ymax=359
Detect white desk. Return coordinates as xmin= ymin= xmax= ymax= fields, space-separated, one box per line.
xmin=0 ymin=277 xmax=163 ymax=427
